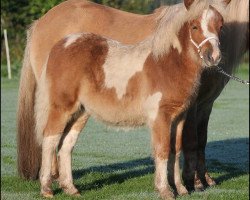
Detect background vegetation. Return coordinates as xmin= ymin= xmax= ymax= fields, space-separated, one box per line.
xmin=1 ymin=0 xmax=181 ymax=77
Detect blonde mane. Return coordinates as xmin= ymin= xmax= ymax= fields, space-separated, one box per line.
xmin=152 ymin=0 xmax=227 ymax=58
xmin=221 ymin=0 xmax=249 ymax=72
xmin=225 ymin=0 xmax=249 ymax=23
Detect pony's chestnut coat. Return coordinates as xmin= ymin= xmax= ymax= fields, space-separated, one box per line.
xmin=34 ymin=2 xmax=225 ymax=198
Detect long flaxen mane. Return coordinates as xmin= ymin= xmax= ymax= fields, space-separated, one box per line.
xmin=220 ymin=0 xmax=249 ymax=72
xmin=152 ymin=0 xmax=227 ymax=58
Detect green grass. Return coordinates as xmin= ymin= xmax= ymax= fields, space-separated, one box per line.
xmin=1 ymin=65 xmax=249 ymax=199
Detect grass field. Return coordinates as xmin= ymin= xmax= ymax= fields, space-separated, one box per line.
xmin=1 ymin=64 xmax=249 ymax=200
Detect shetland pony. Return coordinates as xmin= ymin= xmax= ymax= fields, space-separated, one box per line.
xmin=17 ymin=0 xmax=248 ymax=191
xmin=34 ymin=0 xmax=224 ymax=198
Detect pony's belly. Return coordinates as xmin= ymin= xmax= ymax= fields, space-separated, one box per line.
xmin=85 ymin=104 xmax=147 ymax=128
xmin=80 ymin=89 xmax=162 ymax=128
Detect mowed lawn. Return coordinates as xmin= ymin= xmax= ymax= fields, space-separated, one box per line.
xmin=1 ymin=64 xmax=249 ymax=200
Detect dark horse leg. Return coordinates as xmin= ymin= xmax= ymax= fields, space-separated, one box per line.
xmin=183 ymin=102 xmax=217 ymax=191
xmin=196 ymin=103 xmax=216 ymax=187
xmin=182 ymin=104 xmax=198 ymax=191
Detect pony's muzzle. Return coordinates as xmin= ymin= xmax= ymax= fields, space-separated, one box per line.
xmin=210 ymin=49 xmax=221 ymax=66
xmin=204 ymin=48 xmax=221 ymax=67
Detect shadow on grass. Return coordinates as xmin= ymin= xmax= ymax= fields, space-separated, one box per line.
xmin=70 ymin=138 xmax=248 ymax=193
xmin=205 ymin=137 xmax=249 ymax=185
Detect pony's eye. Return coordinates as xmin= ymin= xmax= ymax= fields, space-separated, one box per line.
xmin=192 ymin=26 xmax=198 ymax=30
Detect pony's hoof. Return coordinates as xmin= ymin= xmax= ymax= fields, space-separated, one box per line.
xmin=67 ymin=189 xmax=81 ymax=197
xmin=41 ymin=191 xmax=54 ymax=198
xmin=194 ymin=178 xmax=204 ymax=192
xmin=159 ymin=189 xmax=175 ymax=200
xmin=205 ymin=173 xmax=216 ymax=186
xmin=61 ymin=184 xmax=80 ymax=196
xmin=73 ymin=191 xmax=81 ymax=197
xmin=41 ymin=184 xmax=54 ymax=198
xmin=176 ymin=184 xmax=188 ymax=196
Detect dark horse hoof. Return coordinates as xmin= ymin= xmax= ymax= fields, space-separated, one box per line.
xmin=183 ymin=179 xmax=195 ymax=192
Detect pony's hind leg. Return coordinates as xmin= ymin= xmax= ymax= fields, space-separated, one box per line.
xmin=51 ymin=150 xmax=59 ymax=180
xmin=151 ymin=112 xmax=174 ymax=200
xmin=40 ymin=135 xmax=61 ymax=198
xmin=50 ymin=107 xmax=87 ymax=181
xmin=40 ymin=108 xmax=70 ymax=198
xmin=57 ymin=111 xmax=89 ymax=196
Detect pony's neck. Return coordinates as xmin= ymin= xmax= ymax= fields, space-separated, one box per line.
xmin=166 ymin=22 xmax=203 ymax=96
xmin=153 ymin=22 xmax=204 ymax=82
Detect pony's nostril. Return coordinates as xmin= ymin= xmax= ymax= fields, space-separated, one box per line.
xmin=217 ymin=54 xmax=222 ymax=62
xmin=208 ymin=53 xmax=214 ymax=63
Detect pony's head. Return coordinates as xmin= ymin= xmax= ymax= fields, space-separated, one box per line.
xmin=185 ymin=0 xmax=227 ymax=67
xmin=152 ymin=0 xmax=230 ymax=64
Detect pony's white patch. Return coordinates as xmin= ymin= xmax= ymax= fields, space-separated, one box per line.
xmin=144 ymin=92 xmax=162 ymax=124
xmin=64 ymin=33 xmax=82 ymax=48
xmin=201 ymin=9 xmax=219 ymax=52
xmin=59 ymin=130 xmax=79 ymax=154
xmin=58 ymin=130 xmax=80 ymax=187
xmin=155 ymin=158 xmax=168 ymax=190
xmin=40 ymin=135 xmax=61 ymax=185
xmin=172 ymin=38 xmax=182 ymax=54
xmin=42 ymin=135 xmax=61 ymax=152
xmin=103 ymin=40 xmax=151 ymax=99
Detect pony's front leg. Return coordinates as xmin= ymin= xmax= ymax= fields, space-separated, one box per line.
xmin=151 ymin=112 xmax=174 ymax=200
xmin=173 ymin=118 xmax=188 ymax=196
xmin=57 ymin=112 xmax=89 ymax=196
xmin=182 ymin=105 xmax=198 ymax=191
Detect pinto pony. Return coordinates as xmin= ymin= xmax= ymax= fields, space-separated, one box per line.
xmin=34 ymin=0 xmax=225 ymax=198
xmin=17 ymin=0 xmax=248 ymax=192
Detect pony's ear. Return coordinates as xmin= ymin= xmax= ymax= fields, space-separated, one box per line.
xmin=223 ymin=0 xmax=231 ymax=5
xmin=184 ymin=0 xmax=195 ymax=10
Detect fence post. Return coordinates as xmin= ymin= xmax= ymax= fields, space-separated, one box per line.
xmin=4 ymin=29 xmax=12 ymax=79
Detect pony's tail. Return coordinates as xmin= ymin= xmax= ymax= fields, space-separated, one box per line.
xmin=34 ymin=62 xmax=50 ymax=147
xmin=17 ymin=21 xmax=42 ymax=180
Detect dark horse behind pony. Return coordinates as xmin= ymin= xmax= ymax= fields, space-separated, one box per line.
xmin=17 ymin=0 xmax=249 ymax=192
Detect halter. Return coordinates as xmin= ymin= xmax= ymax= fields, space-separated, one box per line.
xmin=189 ymin=30 xmax=219 ymax=59
xmin=189 ymin=30 xmax=249 ymax=85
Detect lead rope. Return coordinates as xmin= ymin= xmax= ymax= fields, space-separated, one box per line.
xmin=216 ymin=66 xmax=249 ymax=85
